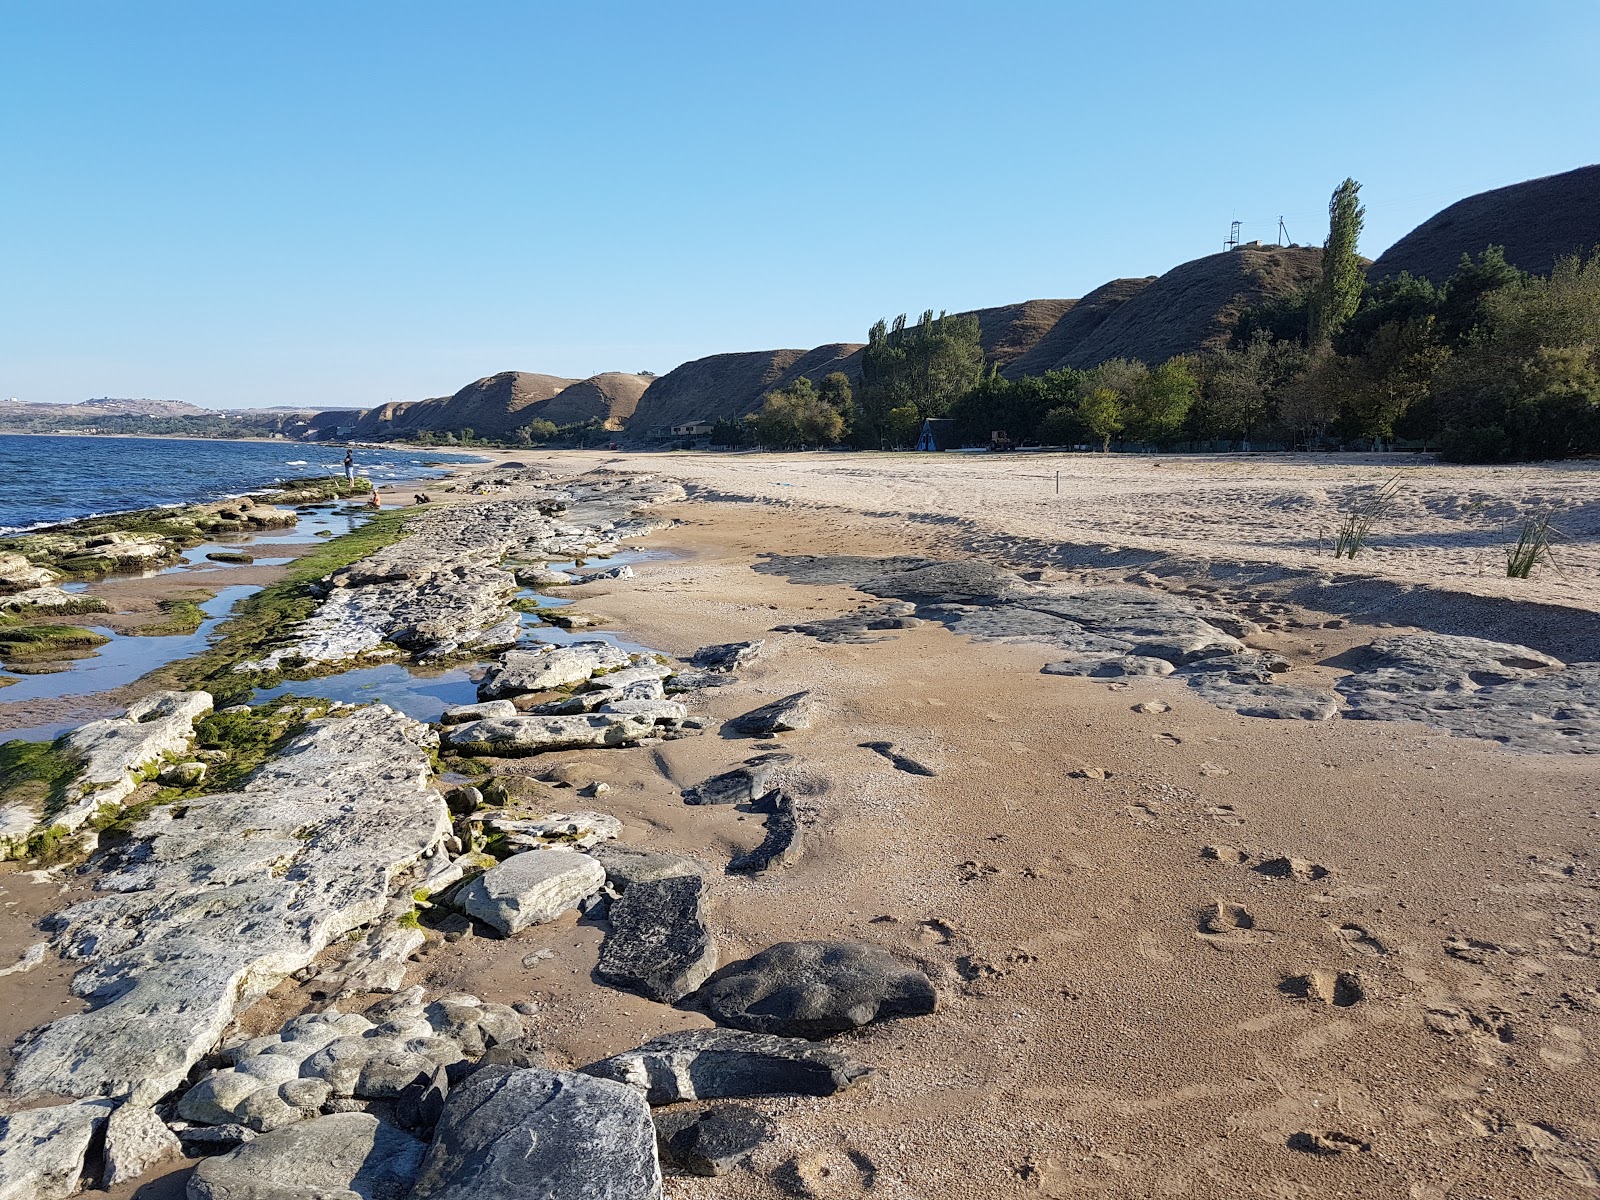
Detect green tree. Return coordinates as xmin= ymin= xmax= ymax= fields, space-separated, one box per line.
xmin=857 ymin=309 xmax=984 ymax=442
xmin=1079 ymin=387 xmax=1125 ymax=452
xmin=1308 ymin=178 xmax=1366 ymax=345
xmin=517 ymin=418 xmax=558 ymax=444
xmin=886 ymin=405 xmax=922 ymax=448
xmin=1037 ymin=404 xmax=1082 ymax=446
xmin=1343 ymin=317 xmax=1449 ymax=444
xmin=1126 ymin=357 xmax=1197 ymax=446
xmin=749 ymin=379 xmax=845 ymax=449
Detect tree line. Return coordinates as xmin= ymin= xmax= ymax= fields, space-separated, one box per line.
xmin=725 ymin=177 xmax=1600 ymax=462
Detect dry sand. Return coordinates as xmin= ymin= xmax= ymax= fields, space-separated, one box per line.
xmin=4 ymin=449 xmax=1598 ymax=1198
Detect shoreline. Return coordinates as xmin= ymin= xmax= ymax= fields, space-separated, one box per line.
xmin=0 ymin=456 xmax=1595 ymax=1198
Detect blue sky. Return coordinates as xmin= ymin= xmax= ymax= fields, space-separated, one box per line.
xmin=2 ymin=1 xmax=1595 ymax=408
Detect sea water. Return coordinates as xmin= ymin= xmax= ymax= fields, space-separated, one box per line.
xmin=0 ymin=433 xmax=484 ymax=533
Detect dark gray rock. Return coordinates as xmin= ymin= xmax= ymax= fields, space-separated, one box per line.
xmin=682 ymin=754 xmax=792 ymax=806
xmin=860 ymin=741 xmax=936 ymax=777
xmin=655 ymin=1105 xmax=775 ymax=1176
xmin=582 ymin=1029 xmax=871 ymax=1103
xmin=588 ymin=844 xmax=703 ymax=888
xmin=726 ymin=793 xmax=801 ymax=875
xmin=728 ymin=692 xmax=819 ymax=737
xmin=408 ymin=1066 xmax=662 ymax=1200
xmin=688 ymin=641 xmax=765 ymax=672
xmin=596 ymin=874 xmax=717 ymax=1003
xmin=696 ymin=940 xmax=936 ymax=1038
xmin=187 ymin=1113 xmax=425 ymax=1200
xmin=773 ymin=603 xmax=919 ymax=645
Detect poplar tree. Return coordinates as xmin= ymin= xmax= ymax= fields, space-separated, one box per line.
xmin=1309 ymin=178 xmax=1365 ymax=345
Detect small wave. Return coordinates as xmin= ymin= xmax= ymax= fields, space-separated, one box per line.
xmin=285 ymin=459 xmax=308 ymax=466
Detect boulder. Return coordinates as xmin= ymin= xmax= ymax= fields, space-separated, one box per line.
xmin=588 ymin=844 xmax=703 ymax=889
xmin=577 ymin=564 xmax=635 ymax=582
xmin=318 ymin=924 xmax=427 ymax=997
xmin=457 ymin=849 xmax=606 ymax=935
xmin=726 ymin=792 xmax=801 ymax=874
xmin=582 ymin=1029 xmax=871 ymax=1104
xmin=0 ymin=551 xmax=58 ymax=594
xmin=596 ymin=874 xmax=718 ymax=1003
xmin=188 ymin=1113 xmax=426 ymax=1200
xmin=444 ymin=713 xmax=655 ymax=756
xmin=102 ymin=1103 xmax=182 ymax=1189
xmin=0 ymin=1100 xmax=114 ymax=1200
xmin=654 ymin=1105 xmax=775 ymax=1176
xmin=477 ymin=643 xmax=633 ymax=700
xmin=408 ymin=1066 xmax=662 ymax=1200
xmin=682 ymin=753 xmax=792 ymax=806
xmin=688 ymin=641 xmax=765 ymax=673
xmin=696 ymin=941 xmax=937 ymax=1038
xmin=728 ymin=692 xmax=819 ymax=737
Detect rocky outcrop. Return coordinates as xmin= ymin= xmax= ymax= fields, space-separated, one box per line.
xmin=49 ymin=689 xmax=212 ymax=826
xmin=457 ymin=849 xmax=607 ymax=935
xmin=444 ymin=711 xmax=666 ymax=755
xmin=596 ymin=873 xmax=717 ymax=1003
xmin=188 ymin=1112 xmax=427 ymax=1200
xmin=682 ymin=753 xmax=792 ymax=806
xmin=1336 ymin=635 xmax=1600 ymax=752
xmin=102 ymin=1103 xmax=182 ymax=1188
xmin=696 ymin=941 xmax=937 ymax=1039
xmin=240 ymin=477 xmax=682 ymax=673
xmin=477 ymin=642 xmax=635 ymax=698
xmin=409 ymin=1066 xmax=663 ymax=1200
xmin=726 ymin=792 xmax=801 ymax=874
xmin=688 ymin=640 xmax=765 ymax=672
xmin=0 ymin=551 xmax=58 ymax=594
xmin=7 ymin=705 xmax=451 ymax=1107
xmin=583 ymin=1029 xmax=872 ymax=1103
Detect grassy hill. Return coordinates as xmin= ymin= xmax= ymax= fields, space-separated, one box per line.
xmin=1368 ymin=163 xmax=1600 ymax=284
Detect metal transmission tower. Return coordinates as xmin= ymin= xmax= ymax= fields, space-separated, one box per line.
xmin=1224 ymin=220 xmax=1241 ymax=251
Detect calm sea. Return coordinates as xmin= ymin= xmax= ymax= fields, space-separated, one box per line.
xmin=0 ymin=434 xmax=484 ymax=533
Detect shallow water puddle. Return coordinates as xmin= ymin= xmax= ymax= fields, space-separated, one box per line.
xmin=0 ymin=584 xmax=261 ymax=718
xmin=252 ymin=663 xmax=481 ymax=723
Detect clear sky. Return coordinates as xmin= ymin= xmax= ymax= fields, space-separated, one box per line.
xmin=2 ymin=1 xmax=1596 ymax=408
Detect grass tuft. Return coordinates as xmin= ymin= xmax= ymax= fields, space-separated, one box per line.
xmin=1506 ymin=513 xmax=1559 ymax=579
xmin=1333 ymin=476 xmax=1403 ymax=560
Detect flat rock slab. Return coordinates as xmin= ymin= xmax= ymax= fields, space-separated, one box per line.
xmin=655 ymin=1105 xmax=775 ymax=1177
xmin=1335 ymin=634 xmax=1600 ymax=752
xmin=188 ymin=1112 xmax=426 ymax=1200
xmin=444 ymin=712 xmax=657 ymax=756
xmin=728 ymin=692 xmax=819 ymax=737
xmin=588 ymin=844 xmax=704 ymax=889
xmin=596 ymin=874 xmax=717 ymax=1003
xmin=488 ymin=810 xmax=623 ymax=852
xmin=103 ymin=1103 xmax=181 ymax=1188
xmin=696 ymin=940 xmax=937 ymax=1039
xmin=409 ymin=1066 xmax=662 ymax=1200
xmin=458 ymin=849 xmax=606 ymax=935
xmin=8 ymin=705 xmax=450 ymax=1107
xmin=478 ymin=643 xmax=634 ymax=700
xmin=582 ymin=1028 xmax=871 ymax=1104
xmin=0 ymin=1099 xmax=115 ymax=1200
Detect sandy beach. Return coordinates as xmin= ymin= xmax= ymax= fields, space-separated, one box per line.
xmin=2 ymin=449 xmax=1597 ymax=1199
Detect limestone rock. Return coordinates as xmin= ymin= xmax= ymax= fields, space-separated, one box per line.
xmin=319 ymin=924 xmax=428 ymax=997
xmin=697 ymin=941 xmax=937 ymax=1038
xmin=49 ymin=689 xmax=213 ymax=833
xmin=444 ymin=712 xmax=657 ymax=756
xmin=728 ymin=692 xmax=819 ymax=737
xmin=0 ymin=1100 xmax=114 ymax=1200
xmin=688 ymin=641 xmax=765 ymax=673
xmin=654 ymin=1105 xmax=775 ymax=1176
xmin=457 ymin=849 xmax=606 ymax=935
xmin=9 ymin=705 xmax=451 ymax=1107
xmin=596 ymin=873 xmax=717 ymax=1003
xmin=102 ymin=1103 xmax=181 ymax=1189
xmin=409 ymin=1066 xmax=662 ymax=1200
xmin=477 ymin=643 xmax=633 ymax=700
xmin=188 ymin=1113 xmax=426 ymax=1200
xmin=588 ymin=844 xmax=703 ymax=889
xmin=488 ymin=810 xmax=622 ymax=852
xmin=0 ymin=551 xmax=59 ymax=594
xmin=582 ymin=1029 xmax=871 ymax=1104
xmin=440 ymin=699 xmax=517 ymax=725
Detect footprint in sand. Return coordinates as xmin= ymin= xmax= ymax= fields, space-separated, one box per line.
xmin=1518 ymin=1122 xmax=1600 ymax=1189
xmin=1539 ymin=1024 xmax=1586 ymax=1068
xmin=1254 ymin=856 xmax=1333 ymax=882
xmin=916 ymin=918 xmax=957 ymax=945
xmin=1335 ymin=922 xmax=1389 ymax=956
xmin=1425 ymin=1002 xmax=1516 ymax=1044
xmin=1287 ymin=1129 xmax=1372 ymax=1155
xmin=1198 ymin=901 xmax=1256 ymax=935
xmin=1281 ymin=968 xmax=1367 ymax=1007
xmin=1153 ymin=732 xmax=1182 ymax=746
xmin=1204 ymin=803 xmax=1244 ymax=826
xmin=1444 ymin=935 xmax=1548 ymax=979
xmin=957 ymin=860 xmax=1001 ymax=883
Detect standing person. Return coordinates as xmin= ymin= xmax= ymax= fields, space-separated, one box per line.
xmin=343 ymin=447 xmax=355 ymax=488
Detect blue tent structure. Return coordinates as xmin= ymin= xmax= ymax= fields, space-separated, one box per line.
xmin=916 ymin=418 xmax=956 ymax=451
